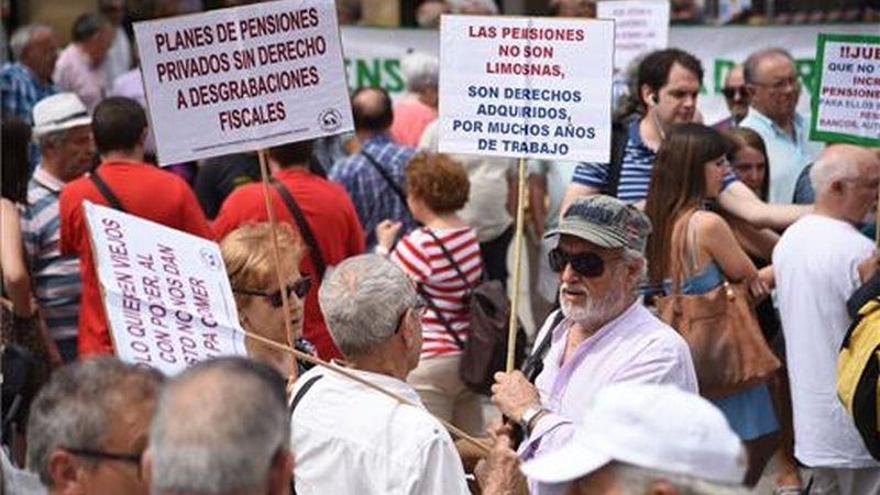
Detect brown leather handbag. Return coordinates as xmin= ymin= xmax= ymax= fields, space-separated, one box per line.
xmin=655 ymin=212 xmax=780 ymax=398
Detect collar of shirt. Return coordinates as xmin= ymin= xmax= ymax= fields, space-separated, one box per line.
xmin=71 ymin=43 xmax=99 ymax=69
xmin=627 ymin=118 xmax=645 ymax=147
xmin=321 ymin=364 xmax=425 ymax=406
xmin=273 ymin=166 xmax=313 ymax=182
xmin=745 ymin=107 xmax=806 ymax=142
xmin=32 ymin=165 xmax=65 ymax=193
xmin=361 ymin=133 xmax=393 ymax=149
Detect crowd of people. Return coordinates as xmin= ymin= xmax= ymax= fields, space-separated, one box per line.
xmin=3 ymin=1 xmax=880 ymax=495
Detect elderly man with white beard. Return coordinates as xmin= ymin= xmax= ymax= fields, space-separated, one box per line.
xmin=491 ymin=195 xmax=699 ymax=495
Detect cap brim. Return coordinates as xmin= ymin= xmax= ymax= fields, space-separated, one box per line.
xmin=543 ymin=223 xmax=627 ymax=249
xmin=520 ymin=440 xmax=612 ymax=484
xmin=33 ymin=116 xmax=92 ymax=138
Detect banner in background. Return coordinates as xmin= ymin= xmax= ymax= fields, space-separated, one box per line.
xmin=811 ymin=33 xmax=880 ymax=146
xmin=85 ymin=202 xmax=246 ymax=375
xmin=438 ymin=15 xmax=614 ymax=162
xmin=134 ymin=0 xmax=353 ymax=164
xmin=340 ymin=24 xmax=874 ymax=126
xmin=597 ymin=0 xmax=670 ymax=71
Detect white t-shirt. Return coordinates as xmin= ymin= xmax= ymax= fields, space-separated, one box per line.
xmin=290 ymin=366 xmax=470 ymax=495
xmin=774 ymin=214 xmax=878 ymax=468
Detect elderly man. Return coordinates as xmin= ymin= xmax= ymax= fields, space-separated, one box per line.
xmin=550 ymin=0 xmax=597 ymax=17
xmin=26 ymin=357 xmax=164 ymax=495
xmin=1 ymin=24 xmax=58 ymax=124
xmin=740 ymin=48 xmax=821 ymax=204
xmin=481 ymin=383 xmax=747 ymax=495
xmin=53 ymin=13 xmax=114 ymax=112
xmin=774 ymin=145 xmax=880 ymax=494
xmin=492 ymin=195 xmax=698 ymax=495
xmin=20 ymin=93 xmax=94 ymax=363
xmin=291 ymin=254 xmax=469 ymax=494
xmin=144 ymin=357 xmax=293 ymax=495
xmin=564 ymin=48 xmax=807 ymax=230
xmin=330 ymin=87 xmax=416 ymax=248
xmin=713 ymin=64 xmax=749 ymax=130
xmin=389 ymin=51 xmax=438 ymax=147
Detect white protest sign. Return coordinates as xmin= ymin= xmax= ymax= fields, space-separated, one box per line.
xmin=134 ymin=0 xmax=353 ymax=164
xmin=811 ymin=33 xmax=880 ymax=147
xmin=84 ymin=202 xmax=247 ymax=375
xmin=597 ymin=0 xmax=669 ymax=71
xmin=438 ymin=15 xmax=614 ymax=162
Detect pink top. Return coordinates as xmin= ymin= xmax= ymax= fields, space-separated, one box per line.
xmin=391 ymin=226 xmax=482 ymax=358
xmin=523 ymin=303 xmax=698 ymax=495
xmin=53 ymin=44 xmax=107 ymax=113
xmin=389 ymin=97 xmax=437 ymax=147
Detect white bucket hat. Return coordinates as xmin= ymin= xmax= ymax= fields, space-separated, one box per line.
xmin=32 ymin=93 xmax=92 ymax=138
xmin=521 ymin=383 xmax=747 ymax=485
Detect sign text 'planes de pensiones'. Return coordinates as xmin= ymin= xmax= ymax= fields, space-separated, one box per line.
xmin=438 ymin=15 xmax=615 ymax=163
xmin=134 ymin=0 xmax=353 ymax=164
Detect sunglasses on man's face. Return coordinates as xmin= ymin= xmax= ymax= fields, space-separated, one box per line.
xmin=234 ymin=276 xmax=311 ymax=308
xmin=548 ymin=248 xmax=619 ymax=278
xmin=721 ymin=86 xmax=746 ymax=100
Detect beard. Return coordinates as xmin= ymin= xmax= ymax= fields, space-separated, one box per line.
xmin=559 ymin=281 xmax=625 ymax=329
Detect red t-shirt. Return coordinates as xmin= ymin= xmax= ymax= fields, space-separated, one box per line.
xmin=212 ymin=167 xmax=365 ymax=360
xmin=59 ymin=161 xmax=213 ymax=356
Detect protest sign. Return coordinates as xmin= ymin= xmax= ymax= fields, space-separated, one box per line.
xmin=438 ymin=15 xmax=614 ymax=162
xmin=597 ymin=0 xmax=670 ymax=71
xmin=811 ymin=33 xmax=880 ymax=146
xmin=134 ymin=0 xmax=353 ymax=164
xmin=84 ymin=202 xmax=246 ymax=375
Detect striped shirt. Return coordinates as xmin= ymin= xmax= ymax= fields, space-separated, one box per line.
xmin=20 ymin=167 xmax=81 ymax=340
xmin=391 ymin=227 xmax=482 ymax=358
xmin=572 ymin=119 xmax=735 ymax=204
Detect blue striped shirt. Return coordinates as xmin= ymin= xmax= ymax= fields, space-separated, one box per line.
xmin=20 ymin=167 xmax=81 ymax=340
xmin=330 ymin=134 xmax=416 ymax=247
xmin=1 ymin=63 xmax=56 ymax=170
xmin=572 ymin=119 xmax=735 ymax=204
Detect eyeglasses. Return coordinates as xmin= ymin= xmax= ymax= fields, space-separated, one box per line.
xmin=395 ymin=296 xmax=427 ymax=333
xmin=233 ymin=276 xmax=311 ymax=308
xmin=751 ymin=76 xmax=799 ymax=91
xmin=548 ymin=248 xmax=619 ymax=278
xmin=721 ymin=86 xmax=746 ymax=100
xmin=65 ymin=447 xmax=143 ymax=477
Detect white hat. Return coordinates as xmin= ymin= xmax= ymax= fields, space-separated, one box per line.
xmin=520 ymin=383 xmax=746 ymax=485
xmin=32 ymin=93 xmax=92 ymax=138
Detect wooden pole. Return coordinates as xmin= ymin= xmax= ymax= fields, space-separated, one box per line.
xmin=257 ymin=149 xmax=297 ymax=382
xmin=241 ymin=329 xmax=490 ymax=455
xmin=506 ymin=157 xmax=528 ymax=372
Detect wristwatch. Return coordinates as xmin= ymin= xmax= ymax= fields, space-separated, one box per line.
xmin=519 ymin=404 xmax=546 ymax=434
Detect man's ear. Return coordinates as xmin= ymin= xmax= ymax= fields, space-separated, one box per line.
xmin=47 ymin=449 xmax=84 ymax=494
xmin=647 ymin=479 xmax=681 ymax=495
xmin=640 ymin=84 xmax=655 ymax=108
xmin=267 ymin=448 xmax=294 ymax=495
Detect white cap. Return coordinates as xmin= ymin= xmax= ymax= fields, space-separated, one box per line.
xmin=32 ymin=93 xmax=92 ymax=138
xmin=520 ymin=383 xmax=746 ymax=485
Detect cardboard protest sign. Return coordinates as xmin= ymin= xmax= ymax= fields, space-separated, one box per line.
xmin=597 ymin=0 xmax=669 ymax=71
xmin=84 ymin=202 xmax=246 ymax=375
xmin=134 ymin=0 xmax=353 ymax=164
xmin=811 ymin=33 xmax=880 ymax=147
xmin=438 ymin=15 xmax=614 ymax=162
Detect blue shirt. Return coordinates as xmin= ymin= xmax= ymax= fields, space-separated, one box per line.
xmin=1 ymin=62 xmax=57 ymax=170
xmin=330 ymin=134 xmax=416 ymax=247
xmin=572 ymin=119 xmax=736 ymax=204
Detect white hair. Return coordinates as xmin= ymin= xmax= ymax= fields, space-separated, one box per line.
xmin=319 ymin=254 xmax=417 ymax=358
xmin=9 ymin=24 xmax=51 ymax=61
xmin=810 ymin=150 xmax=862 ymax=196
xmin=401 ymin=51 xmax=439 ymax=93
xmin=615 ymin=463 xmax=747 ymax=495
xmin=446 ymin=0 xmax=500 ymax=14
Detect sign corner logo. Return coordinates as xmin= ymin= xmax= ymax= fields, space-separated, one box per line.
xmin=318 ymin=107 xmax=343 ymax=132
xmin=200 ymin=247 xmax=221 ymax=271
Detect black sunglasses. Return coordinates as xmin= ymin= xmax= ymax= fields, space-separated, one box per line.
xmin=721 ymin=86 xmax=746 ymax=100
xmin=548 ymin=248 xmax=618 ymax=278
xmin=234 ymin=276 xmax=311 ymax=308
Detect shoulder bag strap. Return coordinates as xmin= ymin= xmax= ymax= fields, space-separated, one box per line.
xmin=288 ymin=374 xmax=323 ymax=495
xmin=422 ymin=228 xmax=473 ymax=293
xmin=417 ymin=283 xmax=465 ymax=350
xmin=604 ymin=120 xmax=630 ymax=197
xmin=272 ymin=181 xmax=327 ymax=280
xmin=89 ymin=171 xmax=126 ymax=212
xmin=360 ymin=150 xmax=408 ymax=206
xmin=521 ymin=310 xmax=566 ymax=382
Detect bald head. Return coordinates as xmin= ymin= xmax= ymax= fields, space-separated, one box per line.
xmin=811 ymin=144 xmax=880 ymax=224
xmin=351 ymin=87 xmax=393 ymax=133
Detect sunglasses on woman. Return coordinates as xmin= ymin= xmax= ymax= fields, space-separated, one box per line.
xmin=234 ymin=276 xmax=311 ymax=308
xmin=548 ymin=248 xmax=619 ymax=278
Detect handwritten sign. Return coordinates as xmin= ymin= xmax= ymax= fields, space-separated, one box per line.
xmin=811 ymin=33 xmax=880 ymax=146
xmin=133 ymin=0 xmax=353 ymax=164
xmin=597 ymin=0 xmax=670 ymax=71
xmin=438 ymin=15 xmax=614 ymax=162
xmin=84 ymin=202 xmax=246 ymax=375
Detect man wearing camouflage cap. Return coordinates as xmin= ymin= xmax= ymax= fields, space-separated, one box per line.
xmin=491 ymin=195 xmax=698 ymax=495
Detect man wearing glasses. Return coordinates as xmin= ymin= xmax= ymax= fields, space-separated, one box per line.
xmin=713 ymin=64 xmax=750 ymax=131
xmin=491 ymin=195 xmax=698 ymax=495
xmin=740 ymin=48 xmax=822 ymax=204
xmin=26 ymin=357 xmax=164 ymax=495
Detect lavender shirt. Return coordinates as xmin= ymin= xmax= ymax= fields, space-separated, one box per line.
xmin=522 ymin=302 xmax=698 ymax=495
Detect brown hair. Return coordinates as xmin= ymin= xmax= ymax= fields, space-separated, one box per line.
xmin=644 ymin=123 xmax=729 ymax=285
xmin=405 ymin=152 xmax=470 ymax=214
xmin=220 ymin=223 xmax=303 ymax=309
xmin=725 ymin=127 xmax=770 ymax=201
